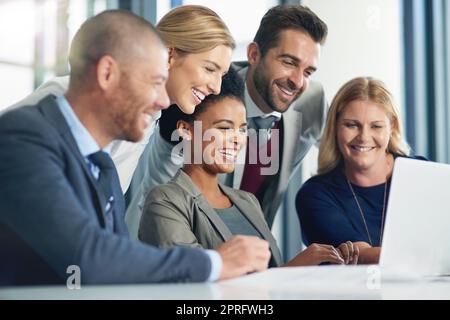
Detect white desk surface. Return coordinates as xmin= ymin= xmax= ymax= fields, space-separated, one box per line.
xmin=1 ymin=265 xmax=450 ymax=300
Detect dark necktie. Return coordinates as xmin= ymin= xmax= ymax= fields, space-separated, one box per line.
xmin=240 ymin=116 xmax=280 ymax=198
xmin=253 ymin=115 xmax=278 ymax=146
xmin=88 ymin=151 xmax=117 ymax=231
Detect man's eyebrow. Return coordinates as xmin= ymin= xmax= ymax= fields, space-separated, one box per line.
xmin=278 ymin=54 xmax=301 ymax=63
xmin=278 ymin=54 xmax=317 ymax=72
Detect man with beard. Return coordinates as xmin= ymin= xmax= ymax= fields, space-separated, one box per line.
xmin=125 ymin=4 xmax=328 ymax=236
xmin=0 ymin=10 xmax=270 ymax=285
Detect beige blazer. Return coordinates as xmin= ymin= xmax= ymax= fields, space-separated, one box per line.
xmin=139 ymin=170 xmax=283 ymax=267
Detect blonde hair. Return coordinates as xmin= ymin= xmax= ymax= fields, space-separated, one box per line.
xmin=156 ymin=5 xmax=235 ymax=54
xmin=318 ymin=77 xmax=410 ymax=175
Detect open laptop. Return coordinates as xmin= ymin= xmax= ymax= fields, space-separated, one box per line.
xmin=380 ymin=157 xmax=450 ymax=279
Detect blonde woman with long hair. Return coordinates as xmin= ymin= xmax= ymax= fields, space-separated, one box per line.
xmin=296 ymin=77 xmax=425 ymax=264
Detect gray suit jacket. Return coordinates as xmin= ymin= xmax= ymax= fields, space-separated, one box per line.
xmin=139 ymin=170 xmax=283 ymax=267
xmin=126 ymin=61 xmax=327 ymax=237
xmin=0 ymin=96 xmax=211 ymax=285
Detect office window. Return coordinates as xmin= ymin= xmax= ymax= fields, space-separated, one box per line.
xmin=0 ymin=0 xmax=110 ymax=112
xmin=404 ymin=0 xmax=450 ymax=163
xmin=0 ymin=0 xmax=35 ymax=110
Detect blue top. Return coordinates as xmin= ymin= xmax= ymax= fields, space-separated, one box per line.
xmin=296 ymin=155 xmax=426 ymax=247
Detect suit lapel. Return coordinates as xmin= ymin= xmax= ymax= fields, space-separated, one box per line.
xmin=38 ymin=96 xmax=109 ymax=229
xmin=111 ymin=169 xmax=127 ymax=235
xmin=221 ymin=185 xmax=283 ymax=266
xmin=172 ymin=170 xmax=233 ymax=241
xmin=196 ymin=197 xmax=233 ymax=241
xmin=232 ymin=147 xmax=246 ymax=189
xmin=278 ymin=109 xmax=301 ymax=195
xmin=232 ymin=66 xmax=251 ymax=189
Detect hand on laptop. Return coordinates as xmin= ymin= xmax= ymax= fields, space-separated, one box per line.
xmin=337 ymin=241 xmax=360 ymax=265
xmin=283 ymin=243 xmax=346 ymax=267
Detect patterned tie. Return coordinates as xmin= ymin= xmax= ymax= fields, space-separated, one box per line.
xmin=240 ymin=116 xmax=280 ymax=198
xmin=88 ymin=151 xmax=116 ymax=231
xmin=253 ymin=115 xmax=278 ymax=146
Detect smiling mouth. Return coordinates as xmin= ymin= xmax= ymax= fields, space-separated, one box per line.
xmin=218 ymin=148 xmax=238 ymax=162
xmin=192 ymin=88 xmax=206 ymax=104
xmin=276 ymin=83 xmax=296 ymax=97
xmin=350 ymin=146 xmax=376 ymax=152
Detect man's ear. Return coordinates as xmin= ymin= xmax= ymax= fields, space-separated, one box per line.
xmin=96 ymin=55 xmax=120 ymax=91
xmin=247 ymin=42 xmax=261 ymax=66
xmin=176 ymin=120 xmax=192 ymax=141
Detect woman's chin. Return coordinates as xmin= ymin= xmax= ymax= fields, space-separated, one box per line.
xmin=177 ymin=101 xmax=196 ymax=115
xmin=216 ymin=163 xmax=236 ymax=174
xmin=347 ymin=159 xmax=375 ymax=172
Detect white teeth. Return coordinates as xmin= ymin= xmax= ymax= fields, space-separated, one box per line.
xmin=219 ymin=149 xmax=236 ymax=158
xmin=192 ymin=89 xmax=205 ymax=101
xmin=352 ymin=146 xmax=374 ymax=152
xmin=277 ymin=84 xmax=294 ymax=96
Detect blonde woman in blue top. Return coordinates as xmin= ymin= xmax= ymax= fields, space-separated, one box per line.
xmin=296 ymin=77 xmax=425 ymax=264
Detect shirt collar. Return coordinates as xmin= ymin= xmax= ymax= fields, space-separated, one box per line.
xmin=238 ymin=66 xmax=282 ymax=121
xmin=56 ymin=95 xmax=109 ymax=157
